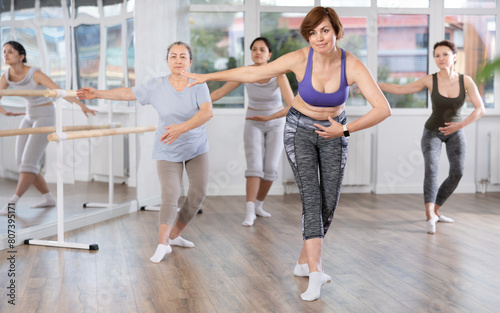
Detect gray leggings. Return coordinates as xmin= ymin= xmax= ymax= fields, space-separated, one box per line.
xmin=284 ymin=107 xmax=348 ymax=240
xmin=16 ymin=105 xmax=55 ymax=174
xmin=421 ymin=128 xmax=466 ymax=205
xmin=156 ymin=152 xmax=209 ymax=226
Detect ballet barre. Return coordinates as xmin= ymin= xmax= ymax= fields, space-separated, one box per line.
xmin=47 ymin=125 xmax=157 ymax=141
xmin=0 ymin=123 xmax=121 ymax=137
xmin=0 ymin=89 xmax=77 ymax=98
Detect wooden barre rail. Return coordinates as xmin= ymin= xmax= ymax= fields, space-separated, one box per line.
xmin=0 ymin=89 xmax=77 ymax=98
xmin=48 ymin=125 xmax=157 ymax=141
xmin=0 ymin=123 xmax=121 ymax=137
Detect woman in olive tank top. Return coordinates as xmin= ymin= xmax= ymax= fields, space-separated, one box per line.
xmin=377 ymin=40 xmax=485 ymax=235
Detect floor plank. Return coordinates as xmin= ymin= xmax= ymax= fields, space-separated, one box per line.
xmin=1 ymin=192 xmax=499 ymax=313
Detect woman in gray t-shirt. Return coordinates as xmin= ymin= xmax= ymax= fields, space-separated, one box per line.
xmin=78 ymin=42 xmax=213 ymax=263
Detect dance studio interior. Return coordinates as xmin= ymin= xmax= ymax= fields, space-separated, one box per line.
xmin=1 ymin=0 xmax=499 ymax=312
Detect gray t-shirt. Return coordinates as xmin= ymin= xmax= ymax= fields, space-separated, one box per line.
xmin=132 ymin=75 xmax=211 ymax=162
xmin=244 ymin=77 xmax=282 ymax=110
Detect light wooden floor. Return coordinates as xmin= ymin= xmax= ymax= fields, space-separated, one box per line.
xmin=1 ymin=192 xmax=500 ymax=313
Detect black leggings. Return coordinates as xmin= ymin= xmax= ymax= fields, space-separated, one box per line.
xmin=421 ymin=128 xmax=466 ymax=206
xmin=284 ymin=107 xmax=348 ymax=240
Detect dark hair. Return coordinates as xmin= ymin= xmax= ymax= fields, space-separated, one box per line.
xmin=3 ymin=40 xmax=27 ymax=63
xmin=433 ymin=40 xmax=457 ymax=55
xmin=167 ymin=41 xmax=192 ymax=60
xmin=250 ymin=37 xmax=272 ymax=53
xmin=300 ymin=6 xmax=344 ymax=42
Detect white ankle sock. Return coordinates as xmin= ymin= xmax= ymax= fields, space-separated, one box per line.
xmin=427 ymin=216 xmax=439 ymax=234
xmin=170 ymin=236 xmax=195 ymax=248
xmin=254 ymin=200 xmax=271 ymax=217
xmin=150 ymin=244 xmax=172 ymax=263
xmin=1 ymin=195 xmax=20 ymax=215
xmin=301 ymin=271 xmax=330 ymax=301
xmin=294 ymin=262 xmax=309 ymax=277
xmin=31 ymin=192 xmax=56 ymax=208
xmin=242 ymin=202 xmax=256 ymax=226
xmin=438 ymin=215 xmax=454 ymax=223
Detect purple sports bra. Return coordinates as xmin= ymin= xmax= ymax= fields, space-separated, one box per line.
xmin=298 ymin=47 xmax=349 ymax=107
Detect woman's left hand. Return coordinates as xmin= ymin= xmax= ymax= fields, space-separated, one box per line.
xmin=161 ymin=124 xmax=184 ymax=144
xmin=314 ymin=117 xmax=343 ymax=139
xmin=80 ymin=105 xmax=97 ymax=117
xmin=438 ymin=122 xmax=460 ymax=136
xmin=246 ymin=115 xmax=269 ymax=122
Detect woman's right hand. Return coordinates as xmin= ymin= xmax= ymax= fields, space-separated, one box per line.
xmin=76 ymin=87 xmax=98 ymax=100
xmin=1 ymin=111 xmax=25 ymax=116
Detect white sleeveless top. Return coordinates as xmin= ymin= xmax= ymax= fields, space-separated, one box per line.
xmin=5 ymin=67 xmax=49 ymax=106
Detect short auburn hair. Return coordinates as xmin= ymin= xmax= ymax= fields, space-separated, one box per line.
xmin=300 ymin=6 xmax=344 ymax=42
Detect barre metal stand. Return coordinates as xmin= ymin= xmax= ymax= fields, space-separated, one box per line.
xmin=83 ymin=101 xmax=118 ymax=209
xmin=25 ymin=90 xmax=99 ymax=250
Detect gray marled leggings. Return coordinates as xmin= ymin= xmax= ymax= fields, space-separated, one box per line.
xmin=421 ymin=128 xmax=466 ymax=205
xmin=284 ymin=107 xmax=348 ymax=240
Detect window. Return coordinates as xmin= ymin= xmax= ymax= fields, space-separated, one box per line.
xmin=190 ymin=12 xmax=245 ymax=108
xmin=445 ymin=15 xmax=496 ymax=108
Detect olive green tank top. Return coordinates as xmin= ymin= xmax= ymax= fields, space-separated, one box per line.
xmin=424 ymin=73 xmax=465 ymax=132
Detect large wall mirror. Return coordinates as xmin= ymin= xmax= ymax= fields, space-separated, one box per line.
xmin=0 ymin=0 xmax=136 ymax=243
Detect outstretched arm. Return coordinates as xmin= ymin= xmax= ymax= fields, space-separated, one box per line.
xmin=34 ymin=71 xmax=96 ymax=117
xmin=438 ymin=75 xmax=485 ymax=135
xmin=377 ymin=75 xmax=431 ymax=95
xmin=0 ymin=74 xmax=25 ymax=116
xmin=160 ymin=101 xmax=213 ymax=144
xmin=183 ymin=49 xmax=303 ymax=87
xmin=77 ymin=87 xmax=136 ymax=102
xmin=210 ymin=81 xmax=241 ymax=102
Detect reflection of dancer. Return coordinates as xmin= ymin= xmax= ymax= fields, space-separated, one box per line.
xmin=77 ymin=42 xmax=213 ymax=263
xmin=377 ymin=40 xmax=485 ymax=234
xmin=210 ymin=37 xmax=294 ymax=226
xmin=184 ymin=7 xmax=391 ymax=301
xmin=0 ymin=41 xmax=95 ymax=215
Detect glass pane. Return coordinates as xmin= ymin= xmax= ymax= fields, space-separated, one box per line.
xmin=261 ymin=0 xmax=313 ymax=5
xmin=261 ymin=12 xmax=307 ymax=98
xmin=106 ymin=24 xmax=124 ymax=106
xmin=127 ymin=0 xmax=135 ymax=12
xmin=1 ymin=27 xmax=12 ymax=78
xmin=126 ymin=19 xmax=135 ymax=88
xmin=445 ymin=0 xmax=496 ymax=9
xmin=103 ymin=0 xmax=121 ymax=17
xmin=445 ymin=15 xmax=495 ymax=109
xmin=76 ymin=0 xmax=99 ymax=18
xmin=339 ymin=17 xmax=367 ymax=106
xmin=14 ymin=0 xmax=35 ymax=20
xmin=378 ymin=15 xmax=429 ymax=108
xmin=322 ymin=0 xmax=370 ymax=7
xmin=40 ymin=0 xmax=64 ymax=19
xmin=43 ymin=26 xmax=66 ymax=89
xmin=75 ymin=24 xmax=100 ymax=106
xmin=378 ymin=0 xmax=429 ymax=8
xmin=1 ymin=0 xmax=11 ymax=21
xmin=190 ymin=12 xmax=245 ymax=108
xmin=16 ymin=28 xmax=42 ymax=68
xmin=191 ymin=0 xmax=243 ymax=4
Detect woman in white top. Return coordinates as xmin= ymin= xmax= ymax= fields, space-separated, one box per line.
xmin=210 ymin=37 xmax=294 ymax=226
xmin=0 ymin=41 xmax=95 ymax=215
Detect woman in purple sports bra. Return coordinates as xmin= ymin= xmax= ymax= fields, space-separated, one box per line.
xmin=184 ymin=6 xmax=391 ymax=301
